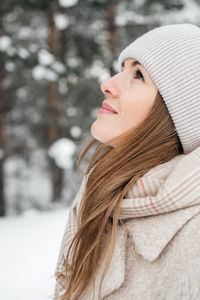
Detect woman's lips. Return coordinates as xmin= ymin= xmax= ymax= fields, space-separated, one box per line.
xmin=100 ymin=101 xmax=118 ymax=114
xmin=98 ymin=108 xmax=118 ymax=114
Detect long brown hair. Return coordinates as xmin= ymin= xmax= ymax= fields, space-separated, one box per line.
xmin=61 ymin=90 xmax=183 ymax=300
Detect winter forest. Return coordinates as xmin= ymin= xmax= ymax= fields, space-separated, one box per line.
xmin=1 ymin=0 xmax=200 ymax=299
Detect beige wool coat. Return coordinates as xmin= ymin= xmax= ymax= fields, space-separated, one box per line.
xmin=54 ymin=147 xmax=200 ymax=300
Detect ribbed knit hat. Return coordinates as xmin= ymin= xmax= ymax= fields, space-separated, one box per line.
xmin=118 ymin=23 xmax=200 ymax=154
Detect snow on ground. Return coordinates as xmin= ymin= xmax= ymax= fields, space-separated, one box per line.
xmin=0 ymin=208 xmax=69 ymax=300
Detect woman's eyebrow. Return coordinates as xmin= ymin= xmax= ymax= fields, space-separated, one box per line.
xmin=122 ymin=60 xmax=141 ymax=68
xmin=121 ymin=60 xmax=151 ymax=82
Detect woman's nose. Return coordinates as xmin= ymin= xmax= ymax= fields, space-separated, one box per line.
xmin=100 ymin=75 xmax=119 ymax=98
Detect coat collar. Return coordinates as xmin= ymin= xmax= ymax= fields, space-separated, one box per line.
xmin=126 ymin=204 xmax=200 ymax=262
xmin=95 ymin=205 xmax=200 ymax=299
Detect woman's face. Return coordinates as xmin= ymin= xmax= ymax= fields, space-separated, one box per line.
xmin=91 ymin=58 xmax=158 ymax=147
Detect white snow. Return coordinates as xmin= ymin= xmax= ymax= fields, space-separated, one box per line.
xmin=33 ymin=50 xmax=65 ymax=81
xmin=16 ymin=87 xmax=28 ymax=99
xmin=0 ymin=36 xmax=12 ymax=52
xmin=66 ymin=106 xmax=77 ymax=117
xmin=32 ymin=65 xmax=58 ymax=81
xmin=38 ymin=49 xmax=55 ymax=66
xmin=18 ymin=27 xmax=33 ymax=39
xmin=67 ymin=73 xmax=78 ymax=84
xmin=54 ymin=14 xmax=70 ymax=30
xmin=6 ymin=12 xmax=17 ymax=23
xmin=51 ymin=61 xmax=66 ymax=73
xmin=85 ymin=60 xmax=110 ymax=83
xmin=67 ymin=57 xmax=81 ymax=68
xmin=18 ymin=47 xmax=30 ymax=59
xmin=5 ymin=62 xmax=15 ymax=72
xmin=58 ymin=78 xmax=68 ymax=94
xmin=59 ymin=0 xmax=79 ymax=8
xmin=0 ymin=208 xmax=69 ymax=300
xmin=29 ymin=44 xmax=38 ymax=53
xmin=90 ymin=107 xmax=99 ymax=119
xmin=48 ymin=138 xmax=77 ymax=169
xmin=169 ymin=0 xmax=200 ymax=24
xmin=112 ymin=59 xmax=120 ymax=73
xmin=70 ymin=125 xmax=82 ymax=138
xmin=116 ymin=0 xmax=200 ymax=26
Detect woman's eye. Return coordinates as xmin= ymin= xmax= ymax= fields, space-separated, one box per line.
xmin=133 ymin=68 xmax=144 ymax=81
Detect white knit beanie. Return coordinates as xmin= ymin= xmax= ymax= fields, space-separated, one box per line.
xmin=118 ymin=23 xmax=200 ymax=154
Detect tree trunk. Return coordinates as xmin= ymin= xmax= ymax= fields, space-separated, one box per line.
xmin=48 ymin=2 xmax=58 ymax=142
xmin=0 ymin=53 xmax=5 ymax=216
xmin=107 ymin=0 xmax=117 ymax=76
xmin=59 ymin=28 xmax=68 ymax=63
xmin=47 ymin=2 xmax=63 ymax=202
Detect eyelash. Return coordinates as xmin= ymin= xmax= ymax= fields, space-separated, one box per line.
xmin=133 ymin=68 xmax=144 ymax=81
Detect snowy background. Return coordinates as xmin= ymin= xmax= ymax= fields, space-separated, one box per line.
xmin=0 ymin=208 xmax=69 ymax=300
xmin=1 ymin=0 xmax=200 ymax=298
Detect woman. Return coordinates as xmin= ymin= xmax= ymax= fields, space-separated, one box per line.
xmin=54 ymin=23 xmax=200 ymax=299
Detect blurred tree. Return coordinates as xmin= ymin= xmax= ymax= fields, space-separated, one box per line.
xmin=0 ymin=40 xmax=5 ymax=216
xmin=107 ymin=0 xmax=117 ymax=75
xmin=0 ymin=0 xmax=199 ymax=215
xmin=47 ymin=0 xmax=64 ymax=202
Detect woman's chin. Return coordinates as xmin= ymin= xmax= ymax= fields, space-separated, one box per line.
xmin=90 ymin=120 xmax=119 ymax=147
xmin=91 ymin=125 xmax=103 ymax=142
xmin=90 ymin=123 xmax=107 ymax=143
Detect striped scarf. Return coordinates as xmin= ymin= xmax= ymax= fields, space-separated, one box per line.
xmin=54 ymin=146 xmax=200 ymax=299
